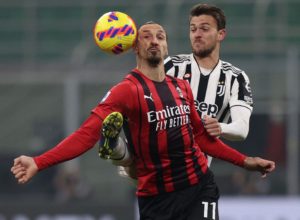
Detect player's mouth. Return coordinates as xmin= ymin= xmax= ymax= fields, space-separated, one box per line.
xmin=193 ymin=40 xmax=205 ymax=45
xmin=148 ymin=47 xmax=160 ymax=52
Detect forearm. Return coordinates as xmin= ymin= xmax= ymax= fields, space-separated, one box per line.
xmin=195 ymin=133 xmax=246 ymax=167
xmin=220 ymin=120 xmax=248 ymax=141
xmin=34 ymin=113 xmax=102 ymax=170
xmin=220 ymin=106 xmax=251 ymax=141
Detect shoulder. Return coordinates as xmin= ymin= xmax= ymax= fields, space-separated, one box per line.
xmin=164 ymin=54 xmax=194 ymax=75
xmin=164 ymin=53 xmax=193 ymax=65
xmin=110 ymin=74 xmax=137 ymax=92
xmin=221 ymin=60 xmax=245 ymax=75
xmin=221 ymin=60 xmax=250 ymax=80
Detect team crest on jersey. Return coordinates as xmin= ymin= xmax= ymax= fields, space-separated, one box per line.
xmin=176 ymin=86 xmax=184 ymax=98
xmin=217 ymin=81 xmax=225 ymax=96
xmin=183 ymin=73 xmax=191 ymax=81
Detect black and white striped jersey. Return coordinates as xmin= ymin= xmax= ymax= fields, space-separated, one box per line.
xmin=164 ymin=53 xmax=253 ymax=123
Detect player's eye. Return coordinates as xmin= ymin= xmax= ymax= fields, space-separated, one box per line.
xmin=157 ymin=34 xmax=165 ymax=40
xmin=190 ymin=27 xmax=196 ymax=32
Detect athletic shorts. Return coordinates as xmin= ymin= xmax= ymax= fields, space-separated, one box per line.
xmin=138 ymin=169 xmax=220 ymax=220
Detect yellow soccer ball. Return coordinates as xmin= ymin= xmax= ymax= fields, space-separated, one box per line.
xmin=93 ymin=11 xmax=137 ymax=55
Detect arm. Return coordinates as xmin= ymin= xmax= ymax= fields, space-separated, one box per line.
xmin=219 ymin=106 xmax=251 ymax=141
xmin=34 ymin=113 xmax=102 ymax=170
xmin=11 ymin=113 xmax=102 ymax=183
xmin=187 ymin=81 xmax=275 ymax=175
xmin=220 ymin=70 xmax=253 ymax=140
xmin=194 ymin=123 xmax=275 ymax=177
xmin=11 ymin=80 xmax=133 ymax=184
xmin=202 ymin=107 xmax=250 ymax=140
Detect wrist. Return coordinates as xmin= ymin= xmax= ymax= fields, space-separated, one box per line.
xmin=243 ymin=156 xmax=256 ymax=170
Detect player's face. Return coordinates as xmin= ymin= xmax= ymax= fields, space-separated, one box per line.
xmin=190 ymin=15 xmax=226 ymax=58
xmin=135 ymin=23 xmax=168 ymax=67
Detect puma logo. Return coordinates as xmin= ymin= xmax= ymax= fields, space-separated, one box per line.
xmin=144 ymin=93 xmax=153 ymax=102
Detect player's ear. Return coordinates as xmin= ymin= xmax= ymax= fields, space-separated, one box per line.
xmin=218 ymin=29 xmax=226 ymax=41
xmin=132 ymin=36 xmax=139 ymax=54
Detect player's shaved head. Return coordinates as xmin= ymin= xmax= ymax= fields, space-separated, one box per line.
xmin=138 ymin=21 xmax=168 ymax=40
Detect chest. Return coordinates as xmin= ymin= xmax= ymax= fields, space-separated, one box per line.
xmin=132 ymin=80 xmax=191 ymax=131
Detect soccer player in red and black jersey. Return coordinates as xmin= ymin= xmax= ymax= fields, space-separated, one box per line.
xmin=11 ymin=22 xmax=275 ymax=220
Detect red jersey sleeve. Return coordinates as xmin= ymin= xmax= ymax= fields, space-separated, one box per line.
xmin=92 ymin=80 xmax=134 ymax=120
xmin=185 ymin=81 xmax=247 ymax=167
xmin=34 ymin=79 xmax=135 ymax=171
xmin=34 ymin=113 xmax=102 ymax=171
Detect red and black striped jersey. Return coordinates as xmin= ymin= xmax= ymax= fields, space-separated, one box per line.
xmin=92 ymin=69 xmax=246 ymax=196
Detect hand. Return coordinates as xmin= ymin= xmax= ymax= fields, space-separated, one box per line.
xmin=243 ymin=157 xmax=275 ymax=178
xmin=202 ymin=115 xmax=222 ymax=137
xmin=11 ymin=155 xmax=38 ymax=184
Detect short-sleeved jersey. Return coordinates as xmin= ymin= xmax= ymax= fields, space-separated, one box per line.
xmin=164 ymin=54 xmax=253 ymax=123
xmin=92 ymin=69 xmax=209 ymax=196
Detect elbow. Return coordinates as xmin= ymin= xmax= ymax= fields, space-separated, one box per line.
xmin=234 ymin=133 xmax=248 ymax=141
xmin=235 ymin=129 xmax=249 ymax=141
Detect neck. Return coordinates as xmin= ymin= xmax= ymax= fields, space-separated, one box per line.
xmin=194 ymin=47 xmax=220 ymax=69
xmin=136 ymin=60 xmax=165 ymax=82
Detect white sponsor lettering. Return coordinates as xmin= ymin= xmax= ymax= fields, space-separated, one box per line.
xmin=147 ymin=104 xmax=190 ymax=131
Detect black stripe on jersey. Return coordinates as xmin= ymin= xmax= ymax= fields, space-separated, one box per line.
xmin=237 ymin=74 xmax=253 ymax=105
xmin=230 ymin=75 xmax=235 ymax=95
xmin=184 ymin=63 xmax=192 ymax=84
xmin=219 ymin=104 xmax=230 ymax=122
xmin=164 ymin=59 xmax=174 ymax=73
xmin=218 ymin=74 xmax=235 ymax=122
xmin=157 ymin=77 xmax=190 ymax=190
xmin=196 ymin=74 xmax=210 ymax=118
xmin=174 ymin=66 xmax=179 ymax=78
xmin=130 ymin=72 xmax=166 ymax=194
xmin=125 ymin=77 xmax=148 ymax=170
xmin=214 ymin=70 xmax=226 ymax=118
xmin=169 ymin=77 xmax=204 ymax=184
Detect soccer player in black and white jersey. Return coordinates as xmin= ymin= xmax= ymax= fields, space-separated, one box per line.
xmin=164 ymin=3 xmax=253 ymax=166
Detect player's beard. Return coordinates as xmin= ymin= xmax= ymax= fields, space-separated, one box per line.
xmin=192 ymin=44 xmax=216 ymax=58
xmin=147 ymin=52 xmax=162 ymax=67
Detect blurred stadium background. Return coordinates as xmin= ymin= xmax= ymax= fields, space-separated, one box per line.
xmin=1 ymin=0 xmax=299 ymax=219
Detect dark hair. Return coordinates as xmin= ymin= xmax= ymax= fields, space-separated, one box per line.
xmin=189 ymin=4 xmax=226 ymax=30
